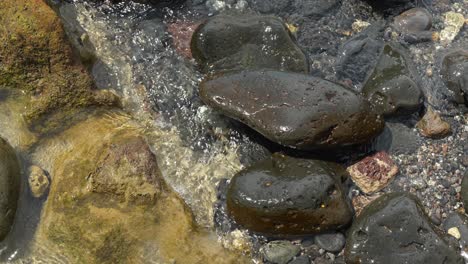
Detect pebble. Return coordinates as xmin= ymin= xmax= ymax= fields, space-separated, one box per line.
xmin=394 ymin=8 xmax=432 ymax=33
xmin=261 ymin=240 xmax=300 ymax=264
xmin=314 ymin=232 xmax=346 ymax=253
xmin=416 ymin=107 xmax=452 ymax=138
xmin=448 ymin=227 xmax=461 ymax=240
xmin=288 ymin=255 xmax=310 ymax=264
xmin=28 ymin=165 xmax=50 ymax=198
xmin=440 ymin=12 xmax=465 ymax=45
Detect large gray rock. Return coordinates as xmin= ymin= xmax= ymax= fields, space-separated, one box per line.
xmin=0 ymin=138 xmax=20 ymax=241
xmin=200 ymin=70 xmax=385 ymax=150
xmin=345 ymin=193 xmax=463 ymax=264
xmin=227 ymin=153 xmax=353 ymax=235
xmin=191 ymin=14 xmax=308 ymax=74
xmin=441 ymin=50 xmax=468 ymax=106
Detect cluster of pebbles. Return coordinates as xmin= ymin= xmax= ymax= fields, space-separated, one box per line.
xmin=170 ymin=0 xmax=468 ymax=263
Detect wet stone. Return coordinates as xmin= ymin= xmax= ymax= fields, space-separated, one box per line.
xmin=346 ymin=151 xmax=399 ymax=194
xmin=394 ymin=8 xmax=432 ymax=33
xmin=200 ymin=70 xmax=384 ymax=150
xmin=416 ymin=107 xmax=451 ymax=138
xmin=314 ymin=232 xmax=346 ymax=253
xmin=443 ymin=213 xmax=468 ymax=249
xmin=246 ymin=0 xmax=341 ymax=19
xmin=28 ymin=165 xmax=50 ymax=198
xmin=289 ymin=255 xmax=311 ymax=264
xmin=461 ymin=173 xmax=468 ymax=209
xmin=362 ymin=44 xmax=423 ymax=116
xmin=345 ymin=193 xmax=464 ymax=264
xmin=227 ymin=153 xmax=353 ymax=235
xmin=261 ymin=240 xmax=301 ymax=264
xmin=191 ymin=14 xmax=308 ymax=74
xmin=0 ymin=138 xmax=20 ymax=241
xmin=440 ymin=50 xmax=468 ymax=106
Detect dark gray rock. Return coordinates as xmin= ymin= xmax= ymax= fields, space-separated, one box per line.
xmin=191 ymin=14 xmax=308 ymax=74
xmin=289 ymin=255 xmax=311 ymax=264
xmin=345 ymin=193 xmax=464 ymax=264
xmin=461 ymin=173 xmax=468 ymax=209
xmin=247 ymin=0 xmax=341 ymax=19
xmin=227 ymin=153 xmax=353 ymax=235
xmin=394 ymin=8 xmax=432 ymax=33
xmin=443 ymin=213 xmax=468 ymax=249
xmin=200 ymin=70 xmax=385 ymax=150
xmin=362 ymin=44 xmax=423 ymax=116
xmin=440 ymin=50 xmax=468 ymax=106
xmin=314 ymin=232 xmax=346 ymax=253
xmin=261 ymin=240 xmax=301 ymax=264
xmin=0 ymin=138 xmax=20 ymax=241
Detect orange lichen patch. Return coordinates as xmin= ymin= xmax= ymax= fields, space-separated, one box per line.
xmin=167 ymin=20 xmax=202 ymax=59
xmin=347 ymin=151 xmax=399 ymax=194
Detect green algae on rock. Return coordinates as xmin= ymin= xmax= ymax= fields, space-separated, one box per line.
xmin=191 ymin=14 xmax=309 ymax=74
xmin=227 ymin=153 xmax=353 ymax=235
xmin=200 ymin=70 xmax=384 ymax=150
xmin=0 ymin=0 xmax=120 ymax=134
xmin=345 ymin=193 xmax=463 ymax=264
xmin=0 ymin=138 xmax=20 ymax=241
xmin=362 ymin=44 xmax=423 ymax=116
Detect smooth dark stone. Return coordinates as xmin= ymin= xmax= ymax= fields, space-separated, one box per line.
xmin=365 ymin=0 xmax=415 ymax=14
xmin=362 ymin=44 xmax=423 ymax=116
xmin=345 ymin=193 xmax=464 ymax=264
xmin=227 ymin=153 xmax=353 ymax=235
xmin=441 ymin=50 xmax=468 ymax=105
xmin=247 ymin=0 xmax=340 ymax=19
xmin=0 ymin=138 xmax=20 ymax=241
xmin=336 ymin=33 xmax=385 ymax=87
xmin=461 ymin=173 xmax=468 ymax=208
xmin=394 ymin=8 xmax=432 ymax=33
xmin=200 ymin=70 xmax=384 ymax=150
xmin=314 ymin=232 xmax=346 ymax=253
xmin=191 ymin=15 xmax=308 ymax=74
xmin=261 ymin=240 xmax=301 ymax=264
xmin=443 ymin=213 xmax=468 ymax=249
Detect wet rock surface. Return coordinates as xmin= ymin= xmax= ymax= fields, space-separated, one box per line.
xmin=314 ymin=232 xmax=346 ymax=253
xmin=28 ymin=166 xmax=50 ymax=198
xmin=227 ymin=153 xmax=353 ymax=235
xmin=0 ymin=138 xmax=20 ymax=241
xmin=362 ymin=44 xmax=423 ymax=116
xmin=416 ymin=107 xmax=452 ymax=138
xmin=201 ymin=70 xmax=384 ymax=150
xmin=261 ymin=240 xmax=300 ymax=264
xmin=346 ymin=193 xmax=464 ymax=264
xmin=441 ymin=50 xmax=468 ymax=106
xmin=191 ymin=14 xmax=308 ymax=74
xmin=394 ymin=8 xmax=432 ymax=33
xmin=443 ymin=213 xmax=468 ymax=250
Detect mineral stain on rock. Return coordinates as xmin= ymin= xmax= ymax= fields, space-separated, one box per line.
xmin=227 ymin=153 xmax=353 ymax=235
xmin=200 ymin=70 xmax=385 ymax=150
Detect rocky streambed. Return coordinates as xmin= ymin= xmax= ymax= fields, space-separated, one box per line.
xmin=0 ymin=0 xmax=467 ymax=263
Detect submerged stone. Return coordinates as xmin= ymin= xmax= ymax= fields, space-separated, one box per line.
xmin=416 ymin=107 xmax=451 ymax=138
xmin=345 ymin=193 xmax=463 ymax=264
xmin=441 ymin=49 xmax=468 ymax=105
xmin=394 ymin=8 xmax=432 ymax=33
xmin=362 ymin=44 xmax=423 ymax=116
xmin=0 ymin=138 xmax=20 ymax=241
xmin=200 ymin=70 xmax=384 ymax=150
xmin=28 ymin=165 xmax=50 ymax=198
xmin=227 ymin=153 xmax=353 ymax=235
xmin=261 ymin=240 xmax=301 ymax=264
xmin=191 ymin=15 xmax=308 ymax=74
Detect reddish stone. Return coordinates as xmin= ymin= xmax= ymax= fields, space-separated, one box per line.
xmin=347 ymin=151 xmax=399 ymax=194
xmin=166 ymin=20 xmax=202 ymax=59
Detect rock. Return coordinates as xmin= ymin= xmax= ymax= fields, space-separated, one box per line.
xmin=345 ymin=193 xmax=464 ymax=264
xmin=261 ymin=240 xmax=301 ymax=264
xmin=167 ymin=20 xmax=201 ymax=59
xmin=191 ymin=15 xmax=308 ymax=74
xmin=336 ymin=34 xmax=384 ymax=87
xmin=352 ymin=20 xmax=371 ymax=33
xmin=28 ymin=165 xmax=50 ymax=198
xmin=314 ymin=232 xmax=346 ymax=253
xmin=461 ymin=174 xmax=468 ymax=210
xmin=362 ymin=44 xmax=423 ymax=116
xmin=0 ymin=138 xmax=20 ymax=241
xmin=289 ymin=255 xmax=311 ymax=264
xmin=394 ymin=8 xmax=432 ymax=33
xmin=35 ymin=112 xmax=247 ymax=263
xmin=227 ymin=153 xmax=353 ymax=235
xmin=416 ymin=107 xmax=451 ymax=138
xmin=346 ymin=151 xmax=398 ymax=194
xmin=365 ymin=0 xmax=414 ymax=14
xmin=0 ymin=0 xmax=120 ymax=134
xmin=247 ymin=0 xmax=340 ymax=19
xmin=440 ymin=50 xmax=468 ymax=105
xmin=440 ymin=12 xmax=465 ymax=46
xmin=443 ymin=213 xmax=468 ymax=249
xmin=200 ymin=70 xmax=384 ymax=150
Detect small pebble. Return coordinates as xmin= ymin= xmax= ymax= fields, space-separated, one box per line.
xmin=314 ymin=232 xmax=346 ymax=253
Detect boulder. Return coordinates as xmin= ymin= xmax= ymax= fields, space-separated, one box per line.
xmin=227 ymin=153 xmax=353 ymax=235
xmin=200 ymin=70 xmax=384 ymax=150
xmin=191 ymin=15 xmax=308 ymax=74
xmin=345 ymin=193 xmax=463 ymax=264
